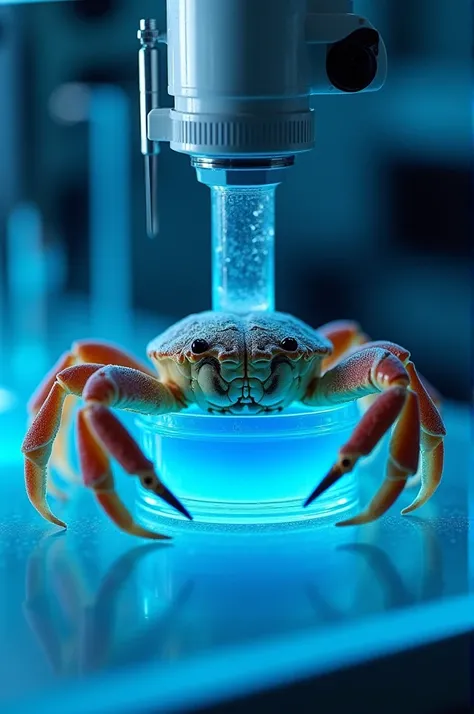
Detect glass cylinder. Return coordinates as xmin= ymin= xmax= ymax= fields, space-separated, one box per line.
xmin=210 ymin=184 xmax=276 ymax=313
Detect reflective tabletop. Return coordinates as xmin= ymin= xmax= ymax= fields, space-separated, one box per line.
xmin=0 ymin=333 xmax=472 ymax=713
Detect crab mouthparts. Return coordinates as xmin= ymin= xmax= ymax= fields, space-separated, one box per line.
xmin=231 ymin=401 xmax=263 ymax=414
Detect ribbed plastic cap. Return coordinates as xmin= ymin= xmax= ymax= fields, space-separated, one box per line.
xmin=148 ymin=109 xmax=316 ymax=157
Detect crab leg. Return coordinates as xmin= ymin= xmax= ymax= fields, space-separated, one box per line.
xmin=27 ymin=352 xmax=77 ymax=418
xmin=23 ymin=363 xmax=189 ymax=537
xmin=27 ymin=352 xmax=80 ymax=487
xmin=318 ymin=320 xmax=368 ymax=373
xmin=303 ymin=347 xmax=423 ymax=525
xmin=346 ymin=340 xmax=442 ymax=409
xmin=77 ymin=368 xmax=192 ymax=532
xmin=22 ymin=364 xmax=102 ymax=527
xmin=342 ymin=340 xmax=445 ymax=493
xmin=49 ymin=394 xmax=79 ymax=484
xmin=401 ymin=362 xmax=445 ymax=513
xmin=76 ymin=410 xmax=170 ymax=540
xmin=27 ymin=341 xmax=155 ymax=483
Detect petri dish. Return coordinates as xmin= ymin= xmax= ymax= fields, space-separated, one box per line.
xmin=135 ymin=402 xmax=360 ymax=526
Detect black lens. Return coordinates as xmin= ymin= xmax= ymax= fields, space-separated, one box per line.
xmin=326 ymin=28 xmax=379 ymax=93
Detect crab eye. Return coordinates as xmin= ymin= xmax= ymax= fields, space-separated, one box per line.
xmin=191 ymin=338 xmax=210 ymax=355
xmin=281 ymin=337 xmax=298 ymax=351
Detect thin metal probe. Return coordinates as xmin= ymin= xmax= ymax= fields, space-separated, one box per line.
xmin=138 ymin=19 xmax=160 ymax=238
xmin=144 ymin=154 xmax=159 ymax=238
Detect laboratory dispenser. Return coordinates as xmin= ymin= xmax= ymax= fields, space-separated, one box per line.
xmin=136 ymin=0 xmax=387 ymax=525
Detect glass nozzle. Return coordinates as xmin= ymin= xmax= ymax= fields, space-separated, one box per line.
xmin=211 ymin=184 xmax=277 ymax=314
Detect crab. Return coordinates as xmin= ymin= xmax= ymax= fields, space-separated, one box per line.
xmin=22 ymin=311 xmax=445 ymax=540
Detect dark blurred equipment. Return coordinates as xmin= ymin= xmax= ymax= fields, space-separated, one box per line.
xmin=71 ymin=0 xmax=116 ymax=21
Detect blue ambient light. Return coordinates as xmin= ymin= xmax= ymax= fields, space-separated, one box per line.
xmin=135 ymin=402 xmax=360 ymax=525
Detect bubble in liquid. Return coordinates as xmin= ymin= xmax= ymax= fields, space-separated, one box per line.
xmin=211 ymin=185 xmax=277 ymax=313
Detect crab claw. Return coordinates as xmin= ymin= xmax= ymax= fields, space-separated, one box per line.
xmin=25 ymin=459 xmax=67 ymax=529
xmin=22 ymin=382 xmax=69 ymax=529
xmin=304 ymin=464 xmax=345 ymax=509
xmin=76 ymin=405 xmax=192 ymax=539
xmin=303 ymin=384 xmax=420 ymax=526
xmin=94 ymin=489 xmax=171 ymax=540
xmin=81 ymin=404 xmax=192 ymax=522
xmin=151 ymin=479 xmax=193 ymax=521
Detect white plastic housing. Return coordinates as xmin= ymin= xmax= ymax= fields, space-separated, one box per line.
xmin=151 ymin=0 xmax=314 ymax=158
xmin=148 ymin=0 xmax=387 ymax=158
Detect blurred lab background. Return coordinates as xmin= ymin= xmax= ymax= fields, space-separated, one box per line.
xmin=0 ymin=0 xmax=470 ymax=403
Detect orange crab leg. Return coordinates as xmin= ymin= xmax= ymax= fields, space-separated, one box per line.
xmin=81 ymin=366 xmax=190 ymax=517
xmin=401 ymin=361 xmax=445 ymax=513
xmin=343 ymin=340 xmax=445 ymax=494
xmin=318 ymin=320 xmax=368 ymax=373
xmin=346 ymin=340 xmax=442 ymax=409
xmin=416 ymin=374 xmax=442 ymax=411
xmin=76 ymin=410 xmax=169 ymax=540
xmin=23 ymin=363 xmax=189 ymax=537
xmin=73 ymin=339 xmax=155 ymax=375
xmin=50 ymin=394 xmax=80 ymax=484
xmin=27 ymin=352 xmax=76 ymax=417
xmin=303 ymin=347 xmax=423 ymax=525
xmin=27 ymin=341 xmax=156 ymax=484
xmin=22 ymin=364 xmax=103 ymax=527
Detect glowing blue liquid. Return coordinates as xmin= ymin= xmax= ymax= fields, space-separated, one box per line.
xmin=136 ymin=402 xmax=360 ymax=524
xmin=211 ymin=185 xmax=276 ymax=313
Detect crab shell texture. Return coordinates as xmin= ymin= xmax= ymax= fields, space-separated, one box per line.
xmin=147 ymin=311 xmax=332 ymax=415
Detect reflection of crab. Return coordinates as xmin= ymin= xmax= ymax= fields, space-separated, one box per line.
xmin=22 ymin=312 xmax=445 ymax=539
xmin=24 ymin=533 xmax=193 ymax=674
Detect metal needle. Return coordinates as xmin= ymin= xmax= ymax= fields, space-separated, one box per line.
xmin=138 ymin=19 xmax=160 ymax=238
xmin=144 ymin=154 xmax=160 ymax=237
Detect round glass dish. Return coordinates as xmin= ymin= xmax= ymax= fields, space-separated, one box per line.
xmin=135 ymin=402 xmax=360 ymax=525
